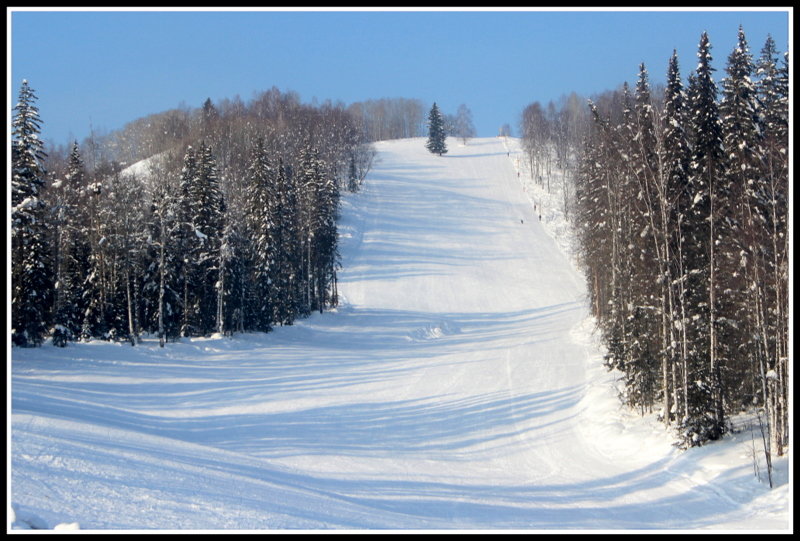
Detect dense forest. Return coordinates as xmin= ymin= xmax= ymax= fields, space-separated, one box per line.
xmin=12 ymin=86 xmax=442 ymax=348
xmin=517 ymin=28 xmax=789 ymax=457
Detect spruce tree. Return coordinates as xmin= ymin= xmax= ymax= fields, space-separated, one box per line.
xmin=683 ymin=31 xmax=727 ymax=444
xmin=177 ymin=146 xmax=199 ymax=336
xmin=80 ymin=177 xmax=110 ymax=341
xmin=426 ymin=102 xmax=448 ymax=156
xmin=719 ymin=25 xmax=763 ymax=405
xmin=51 ymin=142 xmax=90 ymax=345
xmin=194 ymin=142 xmax=226 ymax=335
xmin=243 ymin=137 xmax=276 ymax=331
xmin=272 ymin=159 xmax=300 ymax=326
xmin=663 ymin=49 xmax=692 ymax=425
xmin=11 ymin=80 xmax=53 ymax=347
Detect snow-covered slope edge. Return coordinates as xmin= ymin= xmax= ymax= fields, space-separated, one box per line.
xmin=501 ymin=135 xmax=791 ymax=531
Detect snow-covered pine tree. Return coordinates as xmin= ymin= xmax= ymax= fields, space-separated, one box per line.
xmin=582 ymin=98 xmax=628 ymax=381
xmin=719 ymin=25 xmax=764 ymax=407
xmin=105 ymin=170 xmax=149 ymax=345
xmin=11 ymin=80 xmax=53 ymax=347
xmin=294 ymin=144 xmax=340 ymax=314
xmin=347 ymin=153 xmax=359 ymax=192
xmin=243 ymin=137 xmax=276 ymax=332
xmin=630 ymin=63 xmax=670 ymax=419
xmin=662 ymin=49 xmax=693 ymax=425
xmin=272 ymin=158 xmax=300 ymax=326
xmin=177 ymin=146 xmax=199 ymax=337
xmin=573 ymin=117 xmax=609 ymax=323
xmin=754 ymin=36 xmax=789 ymax=456
xmin=296 ymin=145 xmax=319 ymax=315
xmin=80 ymin=175 xmax=113 ymax=341
xmin=146 ymin=178 xmax=182 ymax=347
xmin=426 ymin=102 xmax=448 ymax=156
xmin=613 ymin=79 xmax=659 ymax=414
xmin=192 ymin=142 xmax=226 ymax=335
xmin=683 ymin=31 xmax=727 ymax=445
xmin=218 ymin=218 xmax=248 ymax=335
xmin=310 ymin=151 xmax=340 ymax=313
xmin=50 ymin=142 xmax=91 ymax=346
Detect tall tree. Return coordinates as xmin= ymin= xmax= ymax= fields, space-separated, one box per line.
xmin=754 ymin=36 xmax=789 ymax=455
xmin=719 ymin=26 xmax=764 ymax=407
xmin=147 ymin=177 xmax=182 ymax=347
xmin=425 ymin=102 xmax=448 ymax=156
xmin=272 ymin=159 xmax=300 ymax=326
xmin=11 ymin=80 xmax=53 ymax=347
xmin=50 ymin=142 xmax=90 ymax=345
xmin=182 ymin=142 xmax=226 ymax=336
xmin=662 ymin=49 xmax=692 ymax=425
xmin=683 ymin=31 xmax=728 ymax=444
xmin=243 ymin=137 xmax=276 ymax=332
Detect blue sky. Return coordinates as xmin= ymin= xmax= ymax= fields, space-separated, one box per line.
xmin=9 ymin=8 xmax=791 ymax=147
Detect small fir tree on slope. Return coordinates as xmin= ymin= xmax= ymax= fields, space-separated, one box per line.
xmin=426 ymin=102 xmax=448 ymax=156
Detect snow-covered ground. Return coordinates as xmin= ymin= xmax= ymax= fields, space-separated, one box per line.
xmin=9 ymin=137 xmax=791 ymax=531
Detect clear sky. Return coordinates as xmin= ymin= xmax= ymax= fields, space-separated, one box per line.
xmin=8 ymin=7 xmax=791 ymax=147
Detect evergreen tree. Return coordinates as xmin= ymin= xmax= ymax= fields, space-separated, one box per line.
xmin=145 ymin=177 xmax=182 ymax=346
xmin=628 ymin=64 xmax=666 ymax=417
xmin=272 ymin=159 xmax=300 ymax=326
xmin=425 ymin=102 xmax=448 ymax=156
xmin=80 ymin=178 xmax=111 ymax=340
xmin=754 ymin=37 xmax=789 ymax=455
xmin=11 ymin=80 xmax=53 ymax=347
xmin=194 ymin=142 xmax=226 ymax=335
xmin=177 ymin=146 xmax=199 ymax=336
xmin=719 ymin=26 xmax=763 ymax=405
xmin=173 ymin=143 xmax=226 ymax=336
xmin=51 ymin=142 xmax=91 ymax=345
xmin=683 ymin=31 xmax=727 ymax=444
xmin=243 ymin=137 xmax=276 ymax=332
xmin=347 ymin=153 xmax=359 ymax=192
xmin=662 ymin=49 xmax=693 ymax=425
xmin=174 ymin=142 xmax=227 ymax=336
xmin=105 ymin=170 xmax=149 ymax=345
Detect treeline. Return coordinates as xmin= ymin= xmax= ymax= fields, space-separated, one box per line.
xmin=347 ymin=97 xmax=427 ymax=142
xmin=520 ymin=92 xmax=589 ymax=184
xmin=571 ymin=28 xmax=788 ymax=453
xmin=519 ymin=92 xmax=590 ymax=217
xmin=12 ymin=83 xmax=377 ymax=348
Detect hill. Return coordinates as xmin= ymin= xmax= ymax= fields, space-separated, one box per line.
xmin=10 ymin=137 xmax=790 ymax=531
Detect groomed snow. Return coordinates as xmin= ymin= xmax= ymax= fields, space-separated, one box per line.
xmin=9 ymin=137 xmax=791 ymax=531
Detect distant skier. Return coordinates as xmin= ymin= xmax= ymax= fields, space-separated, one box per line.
xmin=539 ymin=214 xmax=542 ymax=221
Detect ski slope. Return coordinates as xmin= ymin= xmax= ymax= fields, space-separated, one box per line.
xmin=9 ymin=137 xmax=790 ymax=531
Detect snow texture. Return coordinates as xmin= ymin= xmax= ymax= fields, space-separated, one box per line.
xmin=10 ymin=137 xmax=790 ymax=532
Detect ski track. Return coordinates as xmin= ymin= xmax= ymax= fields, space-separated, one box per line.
xmin=10 ymin=137 xmax=790 ymax=531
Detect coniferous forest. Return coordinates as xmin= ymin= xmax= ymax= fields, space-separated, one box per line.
xmin=570 ymin=29 xmax=789 ymax=452
xmin=12 ymin=85 xmax=412 ymax=348
xmin=514 ymin=28 xmax=788 ymax=454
